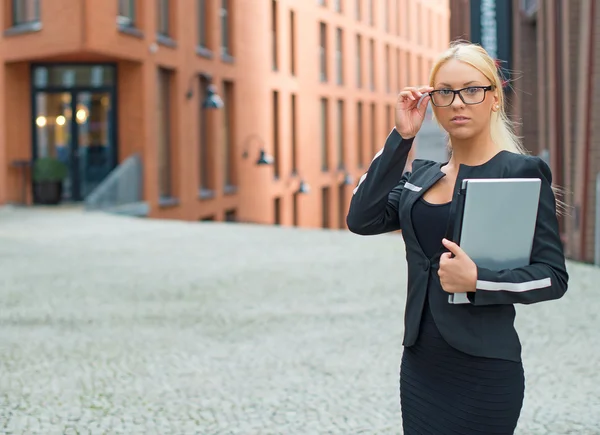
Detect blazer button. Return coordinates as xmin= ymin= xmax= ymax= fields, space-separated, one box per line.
xmin=423 ymin=259 xmax=430 ymax=271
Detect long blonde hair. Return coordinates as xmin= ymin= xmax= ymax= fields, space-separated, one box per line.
xmin=429 ymin=41 xmax=567 ymax=212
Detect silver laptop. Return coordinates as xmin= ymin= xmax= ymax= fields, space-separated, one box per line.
xmin=449 ymin=178 xmax=542 ymax=304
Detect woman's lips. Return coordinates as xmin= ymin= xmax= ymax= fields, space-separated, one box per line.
xmin=450 ymin=116 xmax=470 ymax=125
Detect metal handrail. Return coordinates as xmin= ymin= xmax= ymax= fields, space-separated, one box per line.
xmin=84 ymin=153 xmax=144 ymax=210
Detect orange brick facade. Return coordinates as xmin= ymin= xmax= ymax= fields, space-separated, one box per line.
xmin=0 ymin=0 xmax=449 ymax=228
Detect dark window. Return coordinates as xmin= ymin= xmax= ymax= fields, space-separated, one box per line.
xmin=357 ymin=101 xmax=363 ymax=167
xmin=336 ymin=28 xmax=343 ymax=85
xmin=290 ymin=10 xmax=296 ymax=75
xmin=321 ymin=187 xmax=330 ymax=228
xmin=272 ymin=0 xmax=278 ymax=70
xmin=118 ymin=0 xmax=136 ymax=27
xmin=273 ymin=91 xmax=280 ymax=178
xmin=319 ymin=22 xmax=327 ymax=82
xmin=198 ymin=0 xmax=207 ymax=47
xmin=12 ymin=0 xmax=40 ymax=26
xmin=291 ymin=94 xmax=298 ymax=174
xmin=157 ymin=68 xmax=173 ymax=199
xmin=370 ymin=103 xmax=376 ymax=156
xmin=274 ymin=197 xmax=282 ymax=225
xmin=337 ymin=99 xmax=344 ymax=170
xmin=321 ymin=98 xmax=329 ymax=171
xmin=221 ymin=0 xmax=231 ymax=56
xmin=356 ymin=34 xmax=362 ymax=88
xmin=223 ymin=81 xmax=236 ymax=189
xmin=199 ymin=75 xmax=213 ymax=191
xmin=385 ymin=44 xmax=390 ymax=93
xmin=338 ymin=183 xmax=346 ymax=229
xmin=157 ymin=0 xmax=170 ymax=37
xmin=293 ymin=192 xmax=299 ymax=226
xmin=225 ymin=209 xmax=237 ymax=222
xmin=369 ymin=39 xmax=375 ymax=91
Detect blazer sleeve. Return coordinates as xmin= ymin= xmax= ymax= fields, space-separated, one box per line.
xmin=469 ymin=156 xmax=569 ymax=306
xmin=346 ymin=128 xmax=415 ymax=235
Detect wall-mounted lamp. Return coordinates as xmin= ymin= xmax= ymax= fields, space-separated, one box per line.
xmin=296 ymin=179 xmax=310 ymax=194
xmin=241 ymin=134 xmax=274 ymax=166
xmin=186 ymin=72 xmax=224 ymax=109
xmin=343 ymin=173 xmax=354 ymax=185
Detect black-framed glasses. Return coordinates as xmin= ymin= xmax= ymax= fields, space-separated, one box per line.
xmin=429 ymin=85 xmax=495 ymax=107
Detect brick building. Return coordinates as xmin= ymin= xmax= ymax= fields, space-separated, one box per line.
xmin=0 ymin=0 xmax=449 ymax=229
xmin=450 ymin=0 xmax=600 ymax=263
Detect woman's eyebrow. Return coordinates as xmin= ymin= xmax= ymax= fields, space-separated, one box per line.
xmin=436 ymin=80 xmax=481 ymax=87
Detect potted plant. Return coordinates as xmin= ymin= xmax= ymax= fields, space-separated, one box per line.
xmin=32 ymin=157 xmax=68 ymax=205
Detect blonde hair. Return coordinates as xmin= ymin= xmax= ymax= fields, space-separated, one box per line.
xmin=429 ymin=41 xmax=527 ymax=154
xmin=429 ymin=41 xmax=567 ymax=213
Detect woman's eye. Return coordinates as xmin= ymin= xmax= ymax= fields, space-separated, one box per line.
xmin=466 ymin=87 xmax=480 ymax=94
xmin=439 ymin=90 xmax=452 ymax=95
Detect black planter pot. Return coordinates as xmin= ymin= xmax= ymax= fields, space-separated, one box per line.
xmin=33 ymin=181 xmax=63 ymax=205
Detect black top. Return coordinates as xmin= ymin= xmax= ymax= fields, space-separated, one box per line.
xmin=346 ymin=128 xmax=569 ymax=362
xmin=411 ymin=198 xmax=451 ymax=258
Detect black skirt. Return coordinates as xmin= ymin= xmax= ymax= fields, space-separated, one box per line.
xmin=400 ymin=297 xmax=525 ymax=435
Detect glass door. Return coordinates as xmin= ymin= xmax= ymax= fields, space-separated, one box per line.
xmin=75 ymin=92 xmax=114 ymax=198
xmin=34 ymin=92 xmax=75 ymax=200
xmin=32 ymin=64 xmax=117 ymax=202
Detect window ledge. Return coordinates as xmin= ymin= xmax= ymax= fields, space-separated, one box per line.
xmin=156 ymin=33 xmax=177 ymax=48
xmin=198 ymin=188 xmax=215 ymax=200
xmin=117 ymin=22 xmax=144 ymax=39
xmin=4 ymin=21 xmax=42 ymax=37
xmin=158 ymin=196 xmax=179 ymax=208
xmin=224 ymin=185 xmax=238 ymax=195
xmin=196 ymin=46 xmax=213 ymax=59
xmin=221 ymin=52 xmax=235 ymax=64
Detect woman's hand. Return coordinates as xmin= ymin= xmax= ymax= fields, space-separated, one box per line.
xmin=395 ymin=85 xmax=434 ymax=139
xmin=438 ymin=238 xmax=477 ymax=294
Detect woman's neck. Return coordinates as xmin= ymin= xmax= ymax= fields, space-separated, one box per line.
xmin=448 ymin=131 xmax=500 ymax=167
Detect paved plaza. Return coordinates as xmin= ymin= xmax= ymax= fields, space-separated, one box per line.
xmin=0 ymin=206 xmax=598 ymax=434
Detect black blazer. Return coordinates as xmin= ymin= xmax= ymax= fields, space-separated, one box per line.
xmin=346 ymin=128 xmax=569 ymax=362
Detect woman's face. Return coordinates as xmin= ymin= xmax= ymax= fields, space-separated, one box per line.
xmin=431 ymin=59 xmax=498 ymax=140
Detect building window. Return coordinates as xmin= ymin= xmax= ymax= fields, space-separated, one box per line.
xmin=337 ymin=100 xmax=345 ymax=169
xmin=223 ymin=81 xmax=236 ymax=190
xmin=368 ymin=39 xmax=375 ymax=91
xmin=356 ymin=34 xmax=362 ymax=88
xmin=157 ymin=0 xmax=170 ymax=37
xmin=317 ymin=0 xmax=326 ymax=5
xmin=272 ymin=0 xmax=278 ymax=70
xmin=370 ymin=103 xmax=376 ymax=156
xmin=221 ymin=0 xmax=232 ymax=56
xmin=321 ymin=98 xmax=329 ymax=171
xmin=385 ymin=44 xmax=390 ymax=93
xmin=224 ymin=209 xmax=237 ymax=222
xmin=397 ymin=48 xmax=402 ymax=91
xmin=321 ymin=187 xmax=331 ymax=228
xmin=198 ymin=0 xmax=207 ymax=48
xmin=384 ymin=0 xmax=390 ymax=32
xmin=290 ymin=10 xmax=296 ymax=75
xmin=319 ymin=22 xmax=327 ymax=82
xmin=338 ymin=183 xmax=346 ymax=229
xmin=273 ymin=91 xmax=281 ymax=178
xmin=274 ymin=197 xmax=282 ymax=225
xmin=386 ymin=104 xmax=392 ymax=129
xmin=336 ymin=28 xmax=343 ymax=85
xmin=118 ymin=0 xmax=135 ymax=27
xmin=199 ymin=75 xmax=213 ymax=192
xmin=12 ymin=0 xmax=40 ymax=26
xmin=292 ymin=192 xmax=299 ymax=226
xmin=157 ymin=68 xmax=173 ymax=199
xmin=368 ymin=0 xmax=373 ymax=25
xmin=291 ymin=94 xmax=298 ymax=174
xmin=357 ymin=102 xmax=364 ymax=167
xmin=334 ymin=0 xmax=342 ymax=13
xmin=355 ymin=0 xmax=361 ymax=20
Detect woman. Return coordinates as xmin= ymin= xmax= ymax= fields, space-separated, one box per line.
xmin=346 ymin=42 xmax=568 ymax=434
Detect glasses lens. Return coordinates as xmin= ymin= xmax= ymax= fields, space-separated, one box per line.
xmin=459 ymin=87 xmax=485 ymax=104
xmin=431 ymin=90 xmax=453 ymax=107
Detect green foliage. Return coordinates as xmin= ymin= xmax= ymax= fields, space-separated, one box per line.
xmin=32 ymin=157 xmax=68 ymax=182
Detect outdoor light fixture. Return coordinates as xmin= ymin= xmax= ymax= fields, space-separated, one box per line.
xmin=296 ymin=180 xmax=310 ymax=194
xmin=343 ymin=173 xmax=354 ymax=185
xmin=186 ymin=72 xmax=224 ymax=110
xmin=241 ymin=134 xmax=274 ymax=166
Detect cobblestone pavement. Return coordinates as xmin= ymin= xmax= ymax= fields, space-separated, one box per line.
xmin=0 ymin=206 xmax=598 ymax=435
